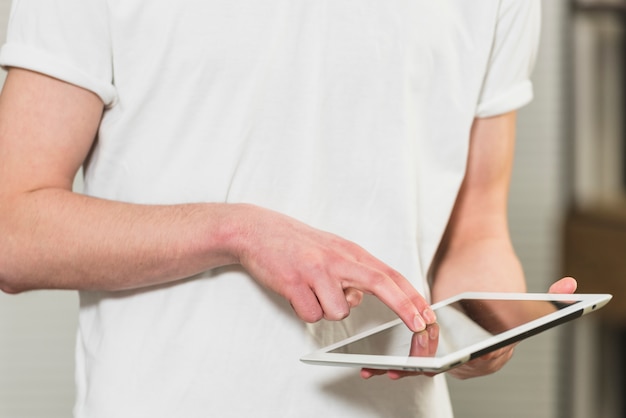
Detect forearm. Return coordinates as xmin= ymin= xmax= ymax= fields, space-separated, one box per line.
xmin=0 ymin=188 xmax=437 ymax=331
xmin=0 ymin=188 xmax=242 ymax=293
xmin=429 ymin=112 xmax=527 ymax=302
xmin=432 ymin=194 xmax=526 ymax=299
xmin=430 ymin=236 xmax=526 ymax=303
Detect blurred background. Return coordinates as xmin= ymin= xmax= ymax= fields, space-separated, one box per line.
xmin=0 ymin=0 xmax=624 ymax=417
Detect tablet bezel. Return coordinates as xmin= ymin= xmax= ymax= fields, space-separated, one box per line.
xmin=300 ymin=292 xmax=612 ymax=373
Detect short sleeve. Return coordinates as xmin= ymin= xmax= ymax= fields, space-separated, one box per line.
xmin=0 ymin=0 xmax=117 ymax=106
xmin=475 ymin=0 xmax=541 ymax=118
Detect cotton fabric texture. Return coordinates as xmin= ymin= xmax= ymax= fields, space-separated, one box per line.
xmin=0 ymin=0 xmax=539 ymax=416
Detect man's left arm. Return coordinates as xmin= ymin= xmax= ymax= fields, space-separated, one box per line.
xmin=430 ymin=112 xmax=524 ymax=303
xmin=361 ymin=111 xmax=576 ymax=380
xmin=429 ymin=111 xmax=576 ymax=380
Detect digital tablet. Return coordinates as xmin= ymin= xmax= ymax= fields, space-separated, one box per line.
xmin=300 ymin=292 xmax=612 ymax=373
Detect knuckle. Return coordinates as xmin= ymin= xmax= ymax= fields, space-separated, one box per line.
xmin=305 ymin=310 xmax=324 ymax=323
xmin=397 ymin=296 xmax=416 ymax=311
xmin=363 ymin=270 xmax=389 ymax=290
xmin=291 ymin=301 xmax=323 ymax=323
xmin=385 ymin=267 xmax=405 ymax=282
xmin=281 ymin=271 xmax=302 ymax=289
xmin=307 ymin=259 xmax=328 ymax=279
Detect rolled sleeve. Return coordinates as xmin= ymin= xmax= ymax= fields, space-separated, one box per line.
xmin=0 ymin=0 xmax=117 ymax=106
xmin=476 ymin=0 xmax=540 ymax=118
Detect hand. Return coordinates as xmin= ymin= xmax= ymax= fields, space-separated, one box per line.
xmin=360 ymin=323 xmax=440 ymax=380
xmin=446 ymin=276 xmax=578 ymax=380
xmin=360 ymin=277 xmax=578 ymax=380
xmin=233 ymin=204 xmax=436 ymax=332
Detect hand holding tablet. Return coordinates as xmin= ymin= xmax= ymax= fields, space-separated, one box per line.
xmin=301 ymin=291 xmax=611 ymax=376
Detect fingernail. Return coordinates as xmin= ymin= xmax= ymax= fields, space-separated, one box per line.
xmin=428 ymin=324 xmax=439 ymax=340
xmin=418 ymin=332 xmax=428 ymax=348
xmin=422 ymin=308 xmax=437 ymax=324
xmin=413 ymin=314 xmax=426 ymax=331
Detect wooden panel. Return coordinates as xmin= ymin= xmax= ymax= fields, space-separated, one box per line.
xmin=564 ymin=208 xmax=626 ymax=324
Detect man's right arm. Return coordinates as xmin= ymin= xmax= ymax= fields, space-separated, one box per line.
xmin=0 ymin=68 xmax=241 ymax=294
xmin=0 ymin=68 xmax=435 ymax=331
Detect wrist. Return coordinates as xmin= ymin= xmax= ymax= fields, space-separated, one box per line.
xmin=209 ymin=203 xmax=258 ymax=266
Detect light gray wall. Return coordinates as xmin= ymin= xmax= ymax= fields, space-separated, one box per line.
xmin=0 ymin=1 xmax=571 ymax=417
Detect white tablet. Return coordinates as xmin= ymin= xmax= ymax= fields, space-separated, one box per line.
xmin=300 ymin=292 xmax=612 ymax=373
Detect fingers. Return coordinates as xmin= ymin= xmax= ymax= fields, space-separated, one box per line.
xmin=281 ymin=256 xmax=429 ymax=328
xmin=361 ymin=368 xmax=387 ymax=379
xmin=361 ymin=323 xmax=440 ymax=380
xmin=311 ymin=277 xmax=351 ymax=320
xmin=314 ymin=286 xmax=364 ymax=320
xmin=385 ymin=325 xmax=440 ymax=380
xmin=344 ymin=288 xmax=363 ymax=308
xmin=332 ymin=256 xmax=435 ymax=332
xmin=447 ymin=346 xmax=515 ymax=380
xmin=238 ymin=207 xmax=432 ymax=329
xmin=548 ymin=277 xmax=577 ymax=294
xmin=288 ymin=286 xmax=324 ymax=323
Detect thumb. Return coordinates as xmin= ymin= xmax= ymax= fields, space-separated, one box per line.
xmin=548 ymin=277 xmax=577 ymax=294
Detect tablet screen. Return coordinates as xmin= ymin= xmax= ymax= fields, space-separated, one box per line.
xmin=328 ymin=298 xmax=581 ymax=359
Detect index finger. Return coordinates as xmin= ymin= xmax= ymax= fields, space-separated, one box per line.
xmin=335 ymin=261 xmax=435 ymax=332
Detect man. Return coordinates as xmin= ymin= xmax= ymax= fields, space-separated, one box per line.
xmin=0 ymin=0 xmax=574 ymax=416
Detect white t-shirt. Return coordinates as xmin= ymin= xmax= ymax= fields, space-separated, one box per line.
xmin=0 ymin=1 xmax=540 ymax=416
